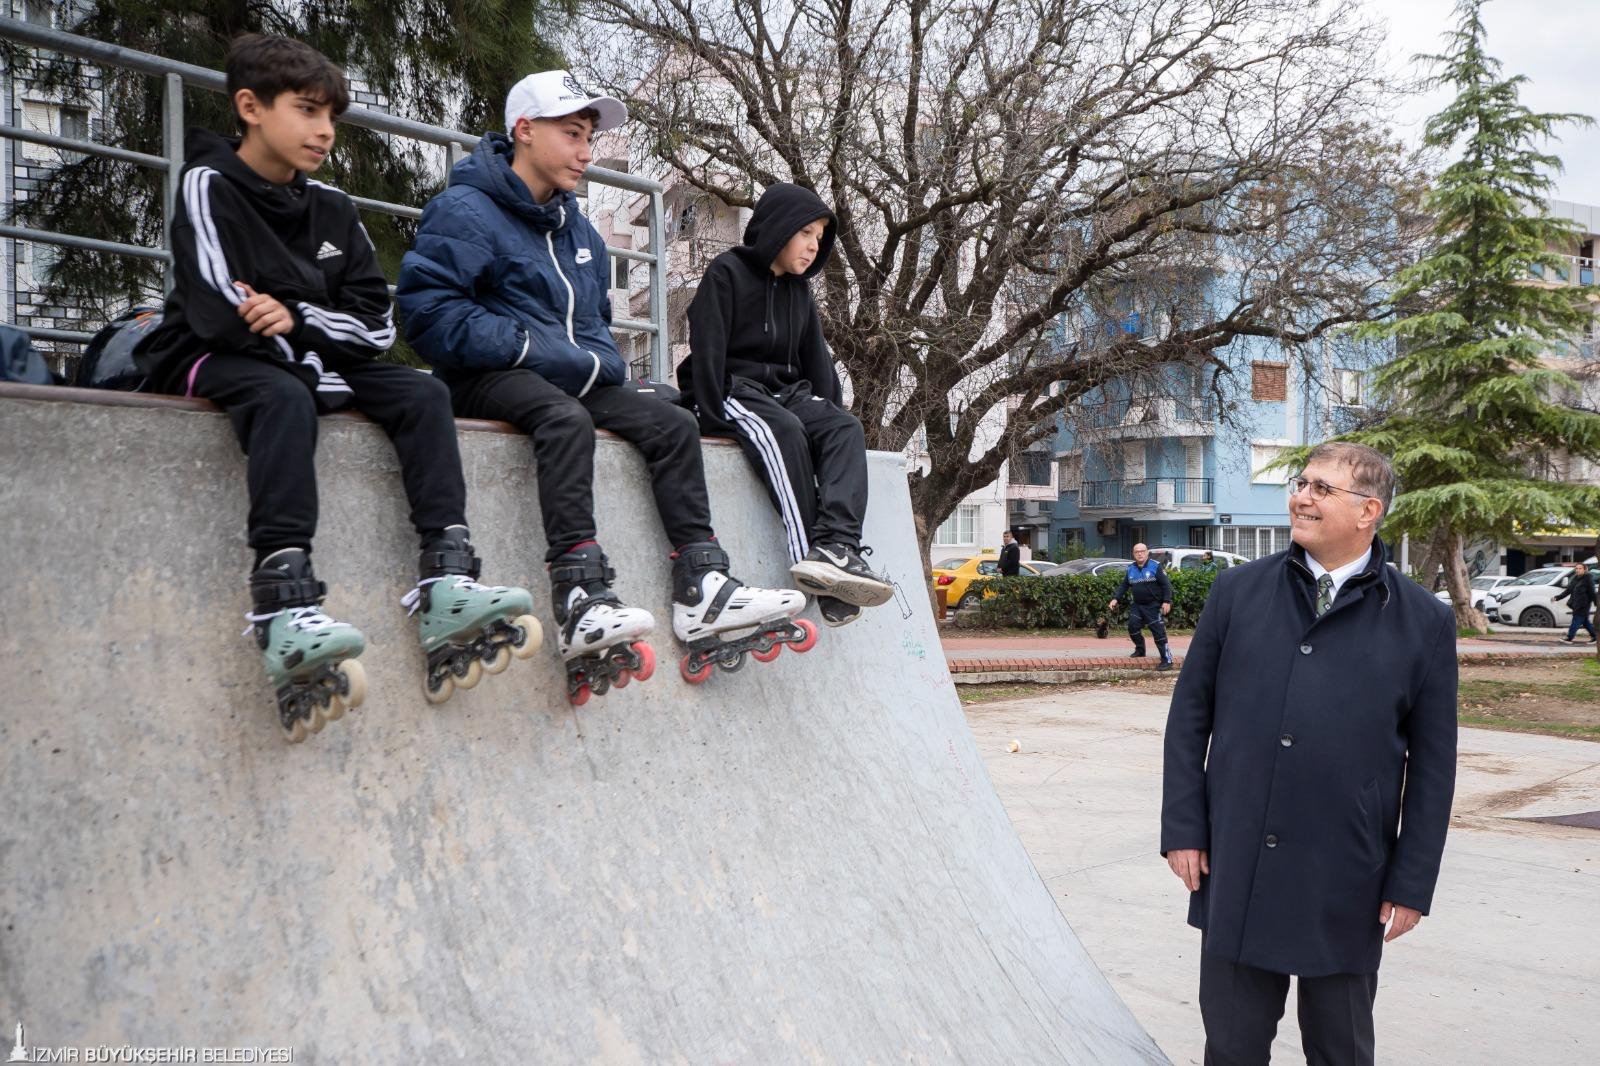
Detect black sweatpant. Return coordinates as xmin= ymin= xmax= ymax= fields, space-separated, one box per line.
xmin=711 ymin=378 xmax=869 ymax=564
xmin=1129 ymin=601 xmax=1170 ymax=655
xmin=190 ymin=352 xmax=467 ymax=554
xmin=449 ymin=369 xmax=714 ymax=562
xmin=1199 ymin=950 xmax=1378 ymax=1066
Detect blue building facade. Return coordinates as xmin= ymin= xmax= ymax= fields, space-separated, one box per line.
xmin=1052 ymin=314 xmax=1385 ymax=561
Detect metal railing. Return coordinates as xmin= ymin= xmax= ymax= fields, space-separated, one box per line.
xmin=1081 ymin=477 xmax=1214 ymax=509
xmin=1082 ymin=395 xmax=1217 ymax=430
xmin=1530 ymin=255 xmax=1596 ymax=287
xmin=0 ymin=17 xmax=671 ymax=379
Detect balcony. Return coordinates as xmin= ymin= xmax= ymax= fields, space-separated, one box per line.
xmin=1529 ymin=255 xmax=1596 ymax=287
xmin=1080 ymin=477 xmax=1215 ymax=518
xmin=1078 ymin=396 xmax=1217 ymax=442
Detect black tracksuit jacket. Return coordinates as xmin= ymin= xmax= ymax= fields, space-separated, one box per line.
xmin=135 ymin=129 xmax=396 ymax=397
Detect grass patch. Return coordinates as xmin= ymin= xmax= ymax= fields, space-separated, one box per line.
xmin=1457 ymin=715 xmax=1600 ymax=740
xmin=957 ymin=684 xmax=1056 ymax=706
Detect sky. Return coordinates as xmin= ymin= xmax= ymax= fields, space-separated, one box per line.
xmin=1363 ymin=0 xmax=1600 ymax=206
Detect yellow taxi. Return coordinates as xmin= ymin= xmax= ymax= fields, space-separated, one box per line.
xmin=933 ymin=552 xmax=1046 ymax=610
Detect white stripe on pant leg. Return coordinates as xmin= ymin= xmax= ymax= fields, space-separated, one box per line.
xmin=725 ymin=397 xmax=811 ymax=563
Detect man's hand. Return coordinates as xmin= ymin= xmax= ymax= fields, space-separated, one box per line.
xmin=1379 ymin=901 xmax=1421 ymax=942
xmin=1166 ymin=848 xmax=1208 ymax=892
xmin=1107 ymin=599 xmax=1118 ymax=610
xmin=235 ymin=282 xmax=295 ymax=337
xmin=1161 ymin=602 xmax=1172 ymax=616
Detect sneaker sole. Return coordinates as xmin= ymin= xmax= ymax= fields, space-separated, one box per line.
xmin=789 ymin=561 xmax=894 ymax=607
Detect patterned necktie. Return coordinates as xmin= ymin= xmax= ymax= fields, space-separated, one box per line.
xmin=1315 ymin=573 xmax=1336 ymax=616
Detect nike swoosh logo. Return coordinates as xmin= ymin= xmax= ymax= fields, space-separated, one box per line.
xmin=819 ymin=548 xmax=850 ymax=567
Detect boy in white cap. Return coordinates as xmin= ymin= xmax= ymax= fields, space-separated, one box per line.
xmin=397 ymin=72 xmax=811 ymax=702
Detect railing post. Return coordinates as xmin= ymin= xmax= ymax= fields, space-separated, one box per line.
xmin=161 ymin=72 xmax=183 ymax=297
xmin=647 ymin=189 xmax=668 ymax=381
xmin=446 ymin=141 xmax=464 ymax=170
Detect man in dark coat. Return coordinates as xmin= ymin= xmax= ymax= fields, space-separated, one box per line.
xmin=998 ymin=530 xmax=1021 ymax=577
xmin=1556 ymin=560 xmax=1596 ymax=643
xmin=1161 ymin=442 xmax=1458 ymax=1065
xmin=1109 ymin=543 xmax=1174 ymax=669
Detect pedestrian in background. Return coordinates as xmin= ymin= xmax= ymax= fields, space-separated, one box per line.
xmin=1556 ymin=560 xmax=1596 ymax=644
xmin=1161 ymin=442 xmax=1457 ymax=1065
xmin=1108 ymin=543 xmax=1173 ymax=669
xmin=998 ymin=529 xmax=1021 ymax=577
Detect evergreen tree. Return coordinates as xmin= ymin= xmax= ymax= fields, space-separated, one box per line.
xmin=9 ymin=1 xmax=571 ymax=355
xmin=1347 ymin=0 xmax=1600 ymax=631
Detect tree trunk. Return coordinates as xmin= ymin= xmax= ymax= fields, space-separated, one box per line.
xmin=1442 ymin=530 xmax=1488 ymax=633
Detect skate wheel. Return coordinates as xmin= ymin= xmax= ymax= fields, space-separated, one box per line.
xmin=339 ymin=659 xmax=367 ymax=709
xmin=483 ymin=644 xmax=513 ymax=675
xmin=456 ymin=658 xmax=483 ymax=690
xmin=306 ymin=705 xmax=327 ymax=735
xmin=509 ymin=614 xmax=543 ymax=659
xmin=323 ymin=695 xmax=347 ymax=723
xmin=570 ymin=684 xmax=592 ymax=707
xmin=680 ymin=654 xmax=713 ymax=684
xmin=752 ymin=640 xmax=783 ymax=663
xmin=424 ymin=674 xmax=455 ymax=705
xmin=283 ymin=716 xmax=309 ymax=744
xmin=613 ymin=669 xmax=630 ymax=689
xmin=632 ymin=641 xmax=656 ymax=682
xmin=789 ymin=618 xmax=819 ymax=654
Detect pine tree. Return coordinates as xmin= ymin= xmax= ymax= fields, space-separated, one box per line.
xmin=10 ymin=0 xmax=571 ymax=357
xmin=1349 ymin=0 xmax=1600 ymax=632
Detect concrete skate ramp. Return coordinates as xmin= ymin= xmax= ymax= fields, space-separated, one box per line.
xmin=0 ymin=385 xmax=1164 ymax=1064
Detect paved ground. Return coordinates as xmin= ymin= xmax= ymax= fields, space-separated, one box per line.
xmin=966 ymin=689 xmax=1600 ymax=1065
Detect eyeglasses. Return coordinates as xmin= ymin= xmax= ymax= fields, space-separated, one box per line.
xmin=1290 ymin=476 xmax=1379 ymax=503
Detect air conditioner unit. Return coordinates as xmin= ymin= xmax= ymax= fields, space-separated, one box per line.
xmin=1097 ymin=518 xmax=1119 ymax=536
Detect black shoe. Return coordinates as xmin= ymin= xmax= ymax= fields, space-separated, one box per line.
xmin=1561 ymin=635 xmax=1576 ymax=644
xmin=790 ymin=543 xmax=894 ymax=607
xmin=1157 ymin=658 xmax=1174 ymax=671
xmin=817 ymin=595 xmax=863 ymax=628
xmin=1129 ymin=649 xmax=1147 ymax=658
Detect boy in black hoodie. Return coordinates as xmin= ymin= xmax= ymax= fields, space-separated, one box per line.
xmin=136 ymin=35 xmax=539 ymax=740
xmin=682 ymin=183 xmax=893 ymax=626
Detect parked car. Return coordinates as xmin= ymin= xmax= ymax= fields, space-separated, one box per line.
xmin=1485 ymin=568 xmax=1576 ymax=628
xmin=1435 ymin=575 xmax=1516 ymax=611
xmin=1040 ymin=558 xmax=1134 ymax=578
xmin=1145 ymin=547 xmax=1251 ymax=571
xmin=933 ymin=554 xmax=1047 ymax=610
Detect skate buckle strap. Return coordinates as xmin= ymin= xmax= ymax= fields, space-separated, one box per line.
xmin=675 ymin=546 xmax=730 ymax=573
xmin=561 ymin=589 xmax=622 ymax=640
xmin=419 ymin=547 xmax=481 ymax=580
xmin=549 ymin=556 xmax=616 ymax=588
xmin=249 ymin=576 xmax=326 ymax=610
xmin=701 ymin=574 xmax=740 ymax=625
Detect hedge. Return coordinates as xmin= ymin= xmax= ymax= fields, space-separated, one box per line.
xmin=969 ymin=569 xmax=1219 ymax=629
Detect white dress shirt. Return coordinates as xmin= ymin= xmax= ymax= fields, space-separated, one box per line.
xmin=1306 ymin=547 xmax=1373 ymax=605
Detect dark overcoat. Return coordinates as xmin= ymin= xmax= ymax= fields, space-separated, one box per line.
xmin=1161 ymin=538 xmax=1457 ymax=976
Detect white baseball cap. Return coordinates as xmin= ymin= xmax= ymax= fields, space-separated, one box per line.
xmin=504 ymin=70 xmax=627 ymax=134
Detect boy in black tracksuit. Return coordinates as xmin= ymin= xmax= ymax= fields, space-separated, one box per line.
xmin=136 ymin=35 xmax=533 ymax=738
xmin=682 ymin=183 xmax=893 ymax=626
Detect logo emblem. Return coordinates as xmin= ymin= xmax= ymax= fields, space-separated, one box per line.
xmin=575 ymin=248 xmax=593 ymax=265
xmin=562 ymin=73 xmax=588 ymax=98
xmin=316 ymin=241 xmax=342 ymax=261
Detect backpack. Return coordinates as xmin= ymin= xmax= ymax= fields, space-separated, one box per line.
xmin=0 ymin=324 xmax=57 ymax=385
xmin=73 ymin=306 xmax=161 ymax=391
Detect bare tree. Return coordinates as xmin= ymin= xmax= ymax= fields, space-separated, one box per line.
xmin=580 ymin=0 xmax=1419 ymax=565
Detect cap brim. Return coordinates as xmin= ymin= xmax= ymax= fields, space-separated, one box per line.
xmin=547 ymin=95 xmax=628 ymax=132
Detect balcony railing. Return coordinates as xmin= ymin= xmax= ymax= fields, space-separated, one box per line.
xmin=1078 ymin=396 xmax=1217 ymax=441
xmin=1530 ymin=255 xmax=1596 ymax=287
xmin=1081 ymin=477 xmax=1214 ymax=509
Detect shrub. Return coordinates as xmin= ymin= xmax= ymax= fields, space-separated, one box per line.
xmin=973 ymin=568 xmax=1218 ymax=629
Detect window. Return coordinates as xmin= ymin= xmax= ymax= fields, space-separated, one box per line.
xmin=933 ymin=504 xmax=981 ymax=546
xmin=21 ymin=0 xmax=54 ymax=26
xmin=20 ymin=101 xmax=54 ymax=162
xmin=1250 ymin=442 xmax=1291 ymax=485
xmin=1123 ymin=444 xmax=1146 ymax=481
xmin=59 ymin=106 xmax=88 ymax=143
xmin=1335 ymin=368 xmax=1364 ymax=407
xmin=1219 ymin=525 xmax=1292 ymax=560
xmin=612 ymin=255 xmax=629 ymax=290
xmin=1252 ymin=361 xmax=1288 ymax=402
xmin=1057 ymin=453 xmax=1082 ymax=492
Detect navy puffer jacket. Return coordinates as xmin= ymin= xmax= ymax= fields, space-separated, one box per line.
xmin=396 ymin=133 xmax=626 ymax=396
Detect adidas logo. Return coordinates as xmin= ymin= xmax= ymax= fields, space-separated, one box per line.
xmin=316 ymin=241 xmax=342 ymax=260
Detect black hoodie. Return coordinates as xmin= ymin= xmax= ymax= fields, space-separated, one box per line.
xmin=135 ymin=128 xmax=396 ymax=398
xmin=680 ymin=183 xmax=841 ymax=430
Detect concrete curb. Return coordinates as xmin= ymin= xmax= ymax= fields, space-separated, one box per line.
xmin=946 ymin=648 xmax=1596 ymax=684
